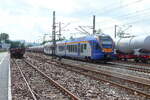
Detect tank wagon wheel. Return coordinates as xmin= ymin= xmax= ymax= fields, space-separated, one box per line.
xmin=85 ymin=57 xmax=90 ymax=62
xmin=141 ymin=59 xmax=148 ymax=63
xmin=124 ymin=58 xmax=127 ymax=61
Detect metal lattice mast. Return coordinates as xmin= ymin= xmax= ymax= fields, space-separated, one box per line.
xmin=52 ymin=11 xmax=56 ymax=57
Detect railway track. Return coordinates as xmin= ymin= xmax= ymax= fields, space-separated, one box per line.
xmin=31 ymin=53 xmax=150 ymax=74
xmin=12 ymin=59 xmax=80 ymax=100
xmin=113 ymin=60 xmax=150 ymax=67
xmin=11 ymin=59 xmax=37 ymax=100
xmin=108 ymin=62 xmax=150 ymax=73
xmin=27 ymin=52 xmax=150 ymax=75
xmin=26 ymin=53 xmax=150 ymax=99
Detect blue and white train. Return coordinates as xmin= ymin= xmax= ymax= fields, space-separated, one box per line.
xmin=44 ymin=34 xmax=114 ymax=61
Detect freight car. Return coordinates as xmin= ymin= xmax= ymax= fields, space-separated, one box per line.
xmin=115 ymin=35 xmax=150 ymax=63
xmin=10 ymin=41 xmax=25 ymax=58
xmin=27 ymin=45 xmax=43 ymax=53
xmin=10 ymin=48 xmax=25 ymax=58
xmin=44 ymin=34 xmax=115 ymax=62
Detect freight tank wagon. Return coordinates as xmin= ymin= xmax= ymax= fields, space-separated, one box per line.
xmin=115 ymin=35 xmax=150 ymax=63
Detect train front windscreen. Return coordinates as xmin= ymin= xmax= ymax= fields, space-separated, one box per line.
xmin=99 ymin=36 xmax=114 ymax=52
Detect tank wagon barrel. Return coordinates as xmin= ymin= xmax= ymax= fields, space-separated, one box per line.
xmin=115 ymin=35 xmax=150 ymax=63
xmin=116 ymin=35 xmax=150 ymax=54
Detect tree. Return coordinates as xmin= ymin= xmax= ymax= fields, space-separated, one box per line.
xmin=10 ymin=41 xmax=25 ymax=48
xmin=0 ymin=33 xmax=9 ymax=43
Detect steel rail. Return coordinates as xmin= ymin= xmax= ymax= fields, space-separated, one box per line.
xmin=13 ymin=59 xmax=37 ymax=100
xmin=25 ymin=54 xmax=150 ymax=97
xmin=26 ymin=54 xmax=150 ymax=85
xmin=27 ymin=53 xmax=150 ymax=73
xmin=108 ymin=62 xmax=150 ymax=73
xmin=26 ymin=54 xmax=150 ymax=86
xmin=47 ymin=60 xmax=150 ymax=98
xmin=113 ymin=60 xmax=150 ymax=67
xmin=23 ymin=59 xmax=80 ymax=100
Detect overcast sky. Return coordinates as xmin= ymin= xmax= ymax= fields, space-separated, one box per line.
xmin=0 ymin=0 xmax=150 ymax=42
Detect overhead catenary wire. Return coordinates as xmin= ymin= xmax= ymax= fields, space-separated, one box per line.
xmin=97 ymin=0 xmax=143 ymax=15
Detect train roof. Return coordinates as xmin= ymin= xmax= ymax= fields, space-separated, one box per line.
xmin=65 ymin=34 xmax=111 ymax=43
xmin=29 ymin=45 xmax=44 ymax=48
xmin=44 ymin=34 xmax=112 ymax=45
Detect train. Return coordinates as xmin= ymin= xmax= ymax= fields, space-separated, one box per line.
xmin=27 ymin=45 xmax=44 ymax=53
xmin=10 ymin=48 xmax=25 ymax=58
xmin=28 ymin=34 xmax=115 ymax=62
xmin=10 ymin=41 xmax=25 ymax=58
xmin=115 ymin=35 xmax=150 ymax=63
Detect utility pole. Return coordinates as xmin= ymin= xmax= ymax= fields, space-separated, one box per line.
xmin=43 ymin=34 xmax=46 ymax=43
xmin=114 ymin=25 xmax=117 ymax=38
xmin=93 ymin=15 xmax=96 ymax=35
xmin=52 ymin=11 xmax=56 ymax=58
xmin=58 ymin=22 xmax=61 ymax=40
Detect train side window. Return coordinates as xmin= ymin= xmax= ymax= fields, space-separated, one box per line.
xmin=75 ymin=45 xmax=77 ymax=52
xmin=76 ymin=45 xmax=78 ymax=52
xmin=69 ymin=45 xmax=71 ymax=52
xmin=81 ymin=44 xmax=83 ymax=53
xmin=70 ymin=45 xmax=71 ymax=52
xmin=78 ymin=45 xmax=80 ymax=52
xmin=68 ymin=45 xmax=69 ymax=52
xmin=73 ymin=45 xmax=74 ymax=52
xmin=70 ymin=45 xmax=72 ymax=52
xmin=84 ymin=44 xmax=87 ymax=49
xmin=74 ymin=45 xmax=76 ymax=52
